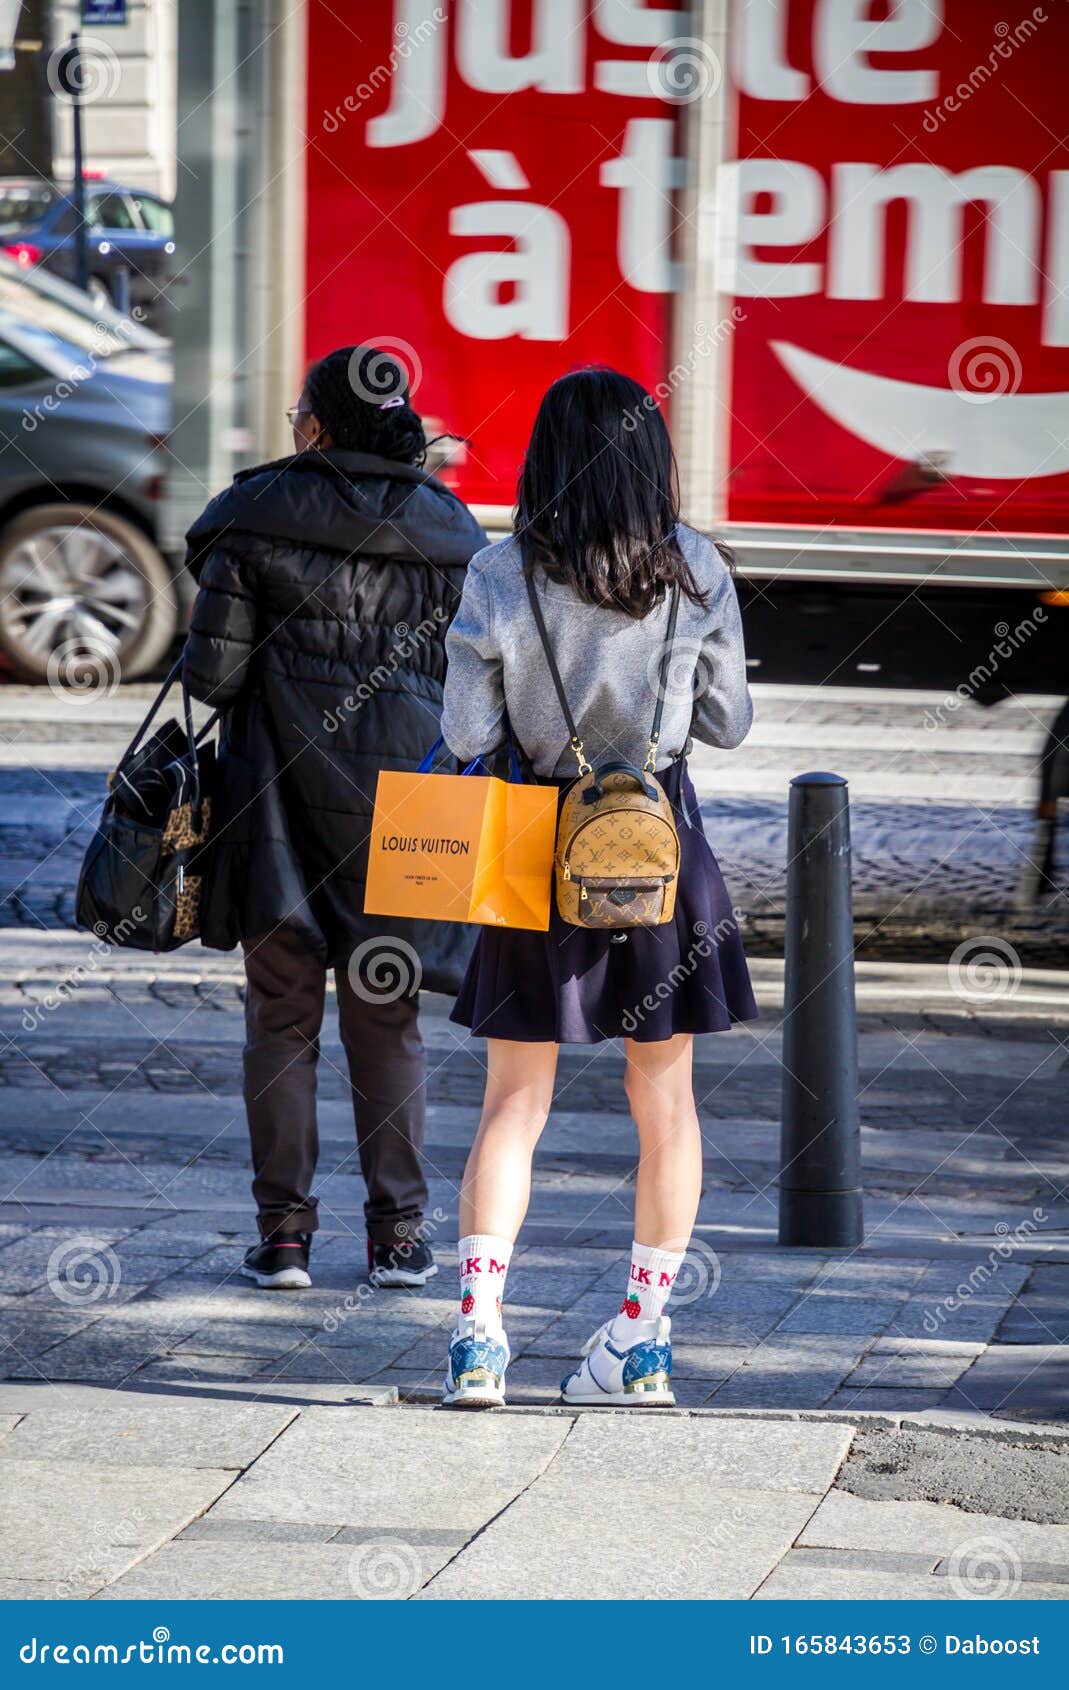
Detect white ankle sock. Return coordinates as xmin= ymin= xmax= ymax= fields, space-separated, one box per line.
xmin=608 ymin=1240 xmax=685 ymax=1344
xmin=458 ymin=1234 xmax=512 ymax=1333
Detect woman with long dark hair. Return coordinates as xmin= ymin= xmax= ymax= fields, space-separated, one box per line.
xmin=440 ymin=367 xmax=757 ymax=1407
xmin=182 ymin=346 xmax=485 ymax=1292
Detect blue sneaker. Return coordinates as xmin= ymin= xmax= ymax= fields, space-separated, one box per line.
xmin=443 ymin=1323 xmax=510 ymax=1409
xmin=561 ymin=1316 xmax=674 ymax=1406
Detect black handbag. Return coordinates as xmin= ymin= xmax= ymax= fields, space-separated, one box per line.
xmin=76 ymin=661 xmax=219 ymax=952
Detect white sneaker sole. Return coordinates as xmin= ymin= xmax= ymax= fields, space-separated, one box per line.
xmin=561 ymin=1386 xmax=676 ymax=1407
xmin=240 ymin=1264 xmax=311 ymax=1290
xmin=369 ymin=1262 xmax=439 ymax=1288
xmin=442 ymin=1378 xmax=505 ymax=1409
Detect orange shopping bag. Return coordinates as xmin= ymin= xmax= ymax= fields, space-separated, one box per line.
xmin=363 ymin=742 xmax=558 ymax=931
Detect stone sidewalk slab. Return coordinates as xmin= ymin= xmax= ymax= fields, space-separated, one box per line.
xmin=543 ymin=1414 xmax=853 ymax=1496
xmin=423 ymin=1479 xmax=817 ymax=1600
xmin=97 ymin=1538 xmax=455 ymax=1601
xmin=0 ymin=1395 xmax=298 ymax=1469
xmin=943 ymin=1345 xmax=1069 ymax=1419
xmin=208 ymin=1405 xmax=570 ymax=1535
xmin=800 ymin=1490 xmax=1069 ymax=1563
xmin=0 ymin=1456 xmax=234 ymax=1584
xmin=754 ymin=1562 xmax=1067 ymax=1600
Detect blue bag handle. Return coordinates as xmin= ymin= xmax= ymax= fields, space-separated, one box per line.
xmin=418 ymin=734 xmax=524 ymax=783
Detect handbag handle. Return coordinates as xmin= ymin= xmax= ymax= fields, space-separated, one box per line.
xmin=419 ymin=733 xmax=524 ymax=783
xmin=114 ymin=657 xmax=219 ymax=817
xmin=580 ymin=762 xmax=658 ymax=805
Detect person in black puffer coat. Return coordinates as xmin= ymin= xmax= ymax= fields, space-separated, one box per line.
xmin=181 ymin=345 xmax=486 ymax=1291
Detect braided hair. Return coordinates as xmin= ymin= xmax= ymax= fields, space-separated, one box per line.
xmin=303 ymin=345 xmax=427 ymax=465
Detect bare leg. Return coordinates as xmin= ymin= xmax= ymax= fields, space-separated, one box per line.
xmin=624 ymin=1034 xmax=702 ymax=1252
xmin=459 ymin=1038 xmax=559 ymax=1241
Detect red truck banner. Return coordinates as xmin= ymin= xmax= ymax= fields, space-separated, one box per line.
xmin=305 ymin=1 xmax=1069 ymax=534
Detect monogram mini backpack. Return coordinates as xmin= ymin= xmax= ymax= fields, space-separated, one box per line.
xmin=525 ymin=571 xmax=683 ymax=930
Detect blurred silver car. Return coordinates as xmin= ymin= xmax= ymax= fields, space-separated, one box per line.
xmin=0 ymin=256 xmax=182 ymax=682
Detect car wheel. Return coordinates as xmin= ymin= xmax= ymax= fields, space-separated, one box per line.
xmin=0 ymin=504 xmax=178 ymax=686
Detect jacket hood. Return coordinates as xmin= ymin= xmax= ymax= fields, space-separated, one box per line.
xmin=184 ymin=448 xmax=486 ymax=579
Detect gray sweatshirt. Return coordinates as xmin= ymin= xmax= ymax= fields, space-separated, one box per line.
xmin=441 ymin=525 xmax=753 ymax=779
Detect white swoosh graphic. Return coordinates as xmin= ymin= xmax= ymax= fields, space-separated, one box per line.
xmin=772 ymin=340 xmax=1069 ymax=481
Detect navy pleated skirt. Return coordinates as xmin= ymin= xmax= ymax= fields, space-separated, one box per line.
xmin=450 ymin=759 xmax=758 ymax=1044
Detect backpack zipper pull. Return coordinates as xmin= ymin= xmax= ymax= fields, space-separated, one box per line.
xmin=562 ymin=861 xmax=571 ymax=880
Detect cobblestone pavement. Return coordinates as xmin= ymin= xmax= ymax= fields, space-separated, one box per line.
xmin=0 ymin=935 xmax=1068 ymax=1598
xmin=1 ymin=678 xmax=1068 ymax=1597
xmin=2 ymin=683 xmax=1068 ymax=959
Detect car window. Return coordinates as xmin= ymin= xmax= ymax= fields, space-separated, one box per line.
xmin=0 ymin=255 xmax=167 ymax=352
xmin=0 ymin=337 xmax=42 ymax=389
xmin=0 ymin=183 xmax=56 ymax=236
xmin=131 ymin=195 xmax=174 ymax=237
xmin=88 ymin=192 xmax=138 ymax=232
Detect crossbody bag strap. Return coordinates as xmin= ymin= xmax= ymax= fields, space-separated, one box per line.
xmin=644 ymin=582 xmax=681 ymax=774
xmin=524 ymin=569 xmax=592 ymax=776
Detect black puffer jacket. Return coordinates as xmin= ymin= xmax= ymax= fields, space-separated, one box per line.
xmin=181 ymin=448 xmax=487 ymax=991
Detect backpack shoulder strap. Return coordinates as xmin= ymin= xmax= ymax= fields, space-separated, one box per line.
xmin=645 ymin=582 xmax=681 ymax=773
xmin=524 ymin=568 xmax=591 ymax=775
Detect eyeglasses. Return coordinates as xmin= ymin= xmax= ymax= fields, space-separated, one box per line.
xmin=285 ymin=406 xmax=309 ymax=427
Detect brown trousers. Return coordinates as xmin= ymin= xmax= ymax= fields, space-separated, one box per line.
xmin=242 ymin=929 xmax=428 ymax=1243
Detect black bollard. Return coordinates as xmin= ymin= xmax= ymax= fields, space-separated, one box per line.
xmin=779 ymin=772 xmax=863 ymax=1248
